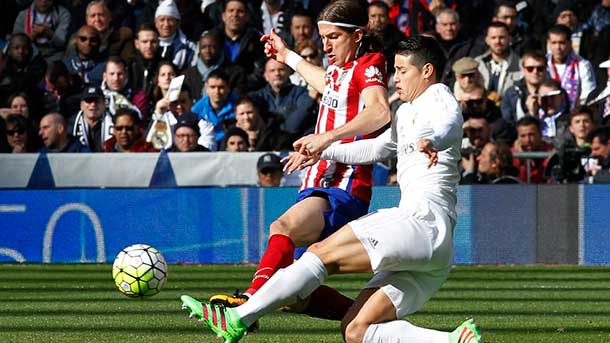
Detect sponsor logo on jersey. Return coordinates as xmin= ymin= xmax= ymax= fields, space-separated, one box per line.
xmin=364 ymin=66 xmax=383 ymax=84
xmin=321 ymin=93 xmax=339 ymax=109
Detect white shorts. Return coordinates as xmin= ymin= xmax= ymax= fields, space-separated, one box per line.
xmin=349 ymin=198 xmax=454 ymax=318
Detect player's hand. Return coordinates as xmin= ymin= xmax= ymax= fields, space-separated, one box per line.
xmin=418 ymin=139 xmax=438 ymax=168
xmin=260 ymin=29 xmax=288 ymax=63
xmin=281 ymin=152 xmax=320 ymax=174
xmin=293 ymin=132 xmax=333 ymax=156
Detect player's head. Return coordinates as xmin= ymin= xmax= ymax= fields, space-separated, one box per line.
xmin=317 ymin=0 xmax=382 ymax=67
xmin=393 ymin=36 xmax=446 ymax=102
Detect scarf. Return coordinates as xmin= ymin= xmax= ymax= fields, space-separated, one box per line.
xmin=72 ymin=110 xmax=113 ymax=149
xmin=548 ymin=51 xmax=580 ymax=108
xmin=195 ymin=56 xmax=223 ymax=97
xmin=25 ymin=4 xmax=56 ymax=45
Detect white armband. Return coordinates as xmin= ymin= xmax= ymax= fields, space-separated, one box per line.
xmin=285 ymin=51 xmax=304 ymax=71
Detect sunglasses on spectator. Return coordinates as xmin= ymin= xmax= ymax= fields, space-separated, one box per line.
xmin=301 ymin=51 xmax=318 ymax=60
xmin=78 ymin=36 xmax=100 ymax=43
xmin=83 ymin=97 xmax=101 ymax=103
xmin=465 ymin=99 xmax=485 ymax=106
xmin=459 ymin=72 xmax=476 ymax=78
xmin=524 ymin=66 xmax=545 ymax=73
xmin=6 ymin=128 xmax=26 ymax=136
xmin=114 ymin=125 xmax=135 ymax=132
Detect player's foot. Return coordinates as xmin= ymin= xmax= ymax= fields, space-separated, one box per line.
xmin=449 ymin=318 xmax=484 ymax=343
xmin=180 ymin=295 xmax=248 ymax=343
xmin=210 ymin=291 xmax=259 ymax=332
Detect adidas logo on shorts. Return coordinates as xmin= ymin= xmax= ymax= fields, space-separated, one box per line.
xmin=367 ymin=237 xmax=379 ymax=248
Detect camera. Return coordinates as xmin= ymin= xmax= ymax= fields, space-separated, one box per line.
xmin=460 ymin=146 xmax=482 ymax=158
xmin=549 ymin=144 xmax=592 ymax=183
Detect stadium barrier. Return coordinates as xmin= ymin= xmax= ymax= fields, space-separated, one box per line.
xmin=0 ymin=185 xmax=609 ymax=265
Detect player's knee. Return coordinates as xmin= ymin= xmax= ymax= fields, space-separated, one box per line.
xmin=269 ymin=218 xmax=292 ymax=236
xmin=344 ymin=319 xmax=368 ymax=343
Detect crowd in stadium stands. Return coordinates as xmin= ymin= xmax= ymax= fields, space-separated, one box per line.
xmin=1 ymin=0 xmax=610 ymax=184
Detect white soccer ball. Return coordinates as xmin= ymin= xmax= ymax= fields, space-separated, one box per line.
xmin=112 ymin=244 xmax=168 ymax=298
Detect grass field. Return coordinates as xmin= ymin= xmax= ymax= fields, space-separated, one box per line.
xmin=2 ymin=264 xmax=610 ymax=343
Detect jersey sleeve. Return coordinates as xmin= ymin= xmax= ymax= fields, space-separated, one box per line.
xmin=353 ymin=53 xmax=388 ymax=93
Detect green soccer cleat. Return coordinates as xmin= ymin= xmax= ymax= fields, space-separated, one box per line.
xmin=181 ymin=295 xmax=248 ymax=343
xmin=449 ymin=318 xmax=484 ymax=343
xmin=210 ymin=291 xmax=259 ymax=332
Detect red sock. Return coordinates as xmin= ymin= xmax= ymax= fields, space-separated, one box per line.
xmin=245 ymin=234 xmax=295 ymax=296
xmin=303 ymin=285 xmax=354 ymax=321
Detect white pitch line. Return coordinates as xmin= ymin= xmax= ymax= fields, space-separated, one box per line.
xmin=0 ymin=205 xmax=26 ymax=212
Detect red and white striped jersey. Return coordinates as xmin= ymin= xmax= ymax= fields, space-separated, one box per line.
xmin=300 ymin=52 xmax=387 ymax=202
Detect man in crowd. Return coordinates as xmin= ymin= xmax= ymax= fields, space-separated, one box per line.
xmin=462 ymin=141 xmax=521 ymax=184
xmin=234 ymin=95 xmax=293 ymax=151
xmin=171 ymin=117 xmax=210 ymax=152
xmin=511 ymin=116 xmax=553 ymax=183
xmin=39 ymin=112 xmax=89 ymax=152
xmin=154 ymin=0 xmax=196 ymax=71
xmin=434 ymin=8 xmax=475 ymax=85
xmin=70 ymin=85 xmax=113 ymax=152
xmin=256 ymin=152 xmax=284 ymax=187
xmin=285 ymin=8 xmax=315 ymax=48
xmin=451 ymin=57 xmax=483 ymax=100
xmin=101 ymin=56 xmax=145 ymax=116
xmin=459 ymin=84 xmax=514 ymax=144
xmin=535 ymin=79 xmax=570 ymax=141
xmin=129 ymin=24 xmax=160 ymax=99
xmin=85 ymin=0 xmax=132 ymax=58
xmin=367 ymin=1 xmax=404 ymax=74
xmin=587 ymin=126 xmax=610 ymax=183
xmin=64 ymin=25 xmax=105 ymax=85
xmin=103 ymin=108 xmax=156 ymax=152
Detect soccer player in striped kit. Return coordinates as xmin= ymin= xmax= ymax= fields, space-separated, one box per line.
xmin=207 ymin=0 xmax=390 ymax=322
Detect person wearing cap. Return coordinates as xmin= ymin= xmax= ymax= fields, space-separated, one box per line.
xmin=451 ymin=57 xmax=483 ymax=100
xmin=256 ymin=152 xmax=284 ymax=187
xmin=171 ymin=116 xmax=210 ymax=152
xmin=221 ymin=126 xmax=249 ymax=152
xmin=69 ymin=85 xmax=113 ymax=152
xmin=586 ymin=58 xmax=610 ymax=123
xmin=154 ymin=0 xmax=196 ymax=71
xmin=474 ymin=22 xmax=522 ymax=103
xmin=501 ymin=50 xmax=549 ymax=127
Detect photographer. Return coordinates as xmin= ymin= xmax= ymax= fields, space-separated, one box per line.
xmin=586 ymin=126 xmax=610 ymax=183
xmin=459 ymin=84 xmax=515 ymax=145
xmin=461 ymin=141 xmax=521 ymax=184
xmin=461 ymin=116 xmax=491 ymax=178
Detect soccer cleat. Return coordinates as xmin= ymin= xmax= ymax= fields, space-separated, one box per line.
xmin=180 ymin=295 xmax=248 ymax=343
xmin=449 ymin=318 xmax=484 ymax=343
xmin=210 ymin=291 xmax=259 ymax=332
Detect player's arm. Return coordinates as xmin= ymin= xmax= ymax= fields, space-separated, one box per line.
xmin=426 ymin=101 xmax=463 ymax=152
xmin=294 ymin=86 xmax=390 ymax=155
xmin=261 ymin=30 xmax=326 ymax=93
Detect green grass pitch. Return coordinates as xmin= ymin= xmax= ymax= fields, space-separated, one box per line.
xmin=2 ymin=264 xmax=610 ymax=342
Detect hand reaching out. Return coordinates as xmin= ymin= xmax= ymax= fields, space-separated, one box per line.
xmin=281 ymin=152 xmax=320 ymax=175
xmin=260 ymin=29 xmax=288 ymax=63
xmin=293 ymin=132 xmax=333 ymax=157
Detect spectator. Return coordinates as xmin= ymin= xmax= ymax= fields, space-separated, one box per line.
xmin=129 ymin=24 xmax=160 ymax=101
xmin=581 ymin=0 xmax=610 ymax=36
xmin=250 ymin=58 xmax=315 ymax=136
xmin=103 ymin=108 xmax=156 ymax=152
xmin=64 ymin=25 xmax=105 ymax=85
xmin=256 ymin=152 xmax=284 ymax=187
xmin=41 ymin=61 xmax=83 ymax=119
xmin=434 ymin=8 xmax=475 ymax=85
xmin=367 ymin=1 xmax=403 ymax=75
xmin=475 ymin=22 xmax=522 ymax=103
xmin=221 ymin=126 xmax=249 ymax=152
xmin=184 ymin=30 xmax=247 ymax=100
xmin=512 ymin=116 xmax=553 ymax=183
xmin=460 ymin=85 xmax=515 ymax=144
xmin=38 ymin=112 xmax=89 ymax=152
xmin=546 ymin=24 xmax=596 ymax=109
xmin=85 ymin=0 xmax=132 ymax=59
xmin=191 ymin=70 xmax=237 ymax=150
xmin=12 ymin=0 xmax=71 ymax=63
xmin=259 ymin=0 xmax=295 ymax=37
xmin=290 ymin=40 xmax=322 ymax=97
xmin=586 ymin=59 xmax=610 ymax=124
xmin=555 ymin=106 xmax=596 ymax=151
xmin=461 ymin=116 xmax=492 ymax=174
xmin=149 ymin=61 xmax=177 ymax=109
xmin=491 ymin=0 xmax=540 ymax=56
xmin=501 ymin=50 xmax=548 ymax=127
xmin=154 ymin=0 xmax=196 ymax=71
xmin=587 ymin=125 xmax=610 ymax=183
xmin=210 ymin=0 xmax=266 ymax=92
xmin=0 ymin=92 xmax=32 ymax=121
xmin=0 ymin=33 xmax=47 ymax=108
xmin=285 ymin=7 xmax=315 ymax=48
xmin=170 ymin=116 xmax=210 ymax=152
xmin=234 ymin=95 xmax=294 ymax=151
xmin=535 ymin=79 xmax=571 ymax=142
xmin=462 ymin=141 xmax=521 ymax=184
xmin=4 ymin=113 xmax=39 ymax=153
xmin=101 ymin=56 xmax=145 ymax=117
xmin=70 ymin=85 xmax=113 ymax=152
xmin=451 ymin=57 xmax=484 ymax=101
xmin=553 ymin=1 xmax=595 ymax=60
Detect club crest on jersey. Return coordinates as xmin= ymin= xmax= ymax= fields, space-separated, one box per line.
xmin=364 ymin=66 xmax=383 ymax=83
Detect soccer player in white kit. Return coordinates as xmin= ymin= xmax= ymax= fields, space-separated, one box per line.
xmin=181 ymin=36 xmax=485 ymax=343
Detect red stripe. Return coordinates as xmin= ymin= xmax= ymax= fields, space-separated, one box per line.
xmin=458 ymin=327 xmax=468 ymax=342
xmin=220 ymin=310 xmax=227 ymax=330
xmin=25 ymin=8 xmax=32 ymax=35
xmin=202 ymin=306 xmax=208 ymax=319
xmin=211 ymin=307 xmax=218 ymax=326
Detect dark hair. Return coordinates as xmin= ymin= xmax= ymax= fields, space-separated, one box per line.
xmin=396 ymin=36 xmax=446 ymax=82
xmin=10 ymin=32 xmax=31 ymax=46
xmin=569 ymin=106 xmax=594 ymax=123
xmin=235 ymin=94 xmax=258 ymax=109
xmin=151 ymin=61 xmax=178 ymax=102
xmin=180 ymin=84 xmax=193 ymax=100
xmin=105 ymin=56 xmax=126 ymax=71
xmin=368 ymin=1 xmax=390 ymax=13
xmin=488 ymin=142 xmax=514 ymax=176
xmin=487 ymin=21 xmax=510 ymax=35
xmin=7 ymin=92 xmax=30 ymax=108
xmin=5 ymin=113 xmax=28 ymax=130
xmin=539 ymin=78 xmax=570 ymax=108
xmin=221 ymin=126 xmax=249 ymax=151
xmin=206 ymin=69 xmax=229 ymax=83
xmin=547 ymin=24 xmax=572 ymax=40
xmin=516 ymin=115 xmax=541 ymax=130
xmin=199 ymin=30 xmax=221 ymax=48
xmin=520 ymin=50 xmax=546 ymax=64
xmin=291 ymin=7 xmax=313 ymax=23
xmin=136 ymin=23 xmax=158 ymax=37
xmin=46 ymin=61 xmax=70 ymax=83
xmin=494 ymin=0 xmax=516 ymax=16
xmin=318 ymin=0 xmax=383 ymax=58
xmin=113 ymin=108 xmax=140 ymax=126
xmin=586 ymin=126 xmax=610 ymax=145
xmin=223 ymin=0 xmax=247 ymax=12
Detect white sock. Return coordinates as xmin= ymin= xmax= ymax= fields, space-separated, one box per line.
xmin=363 ymin=320 xmax=449 ymax=343
xmin=235 ymin=252 xmax=327 ymax=326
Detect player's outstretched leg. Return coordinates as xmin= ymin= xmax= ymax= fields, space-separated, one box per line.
xmin=449 ymin=318 xmax=484 ymax=343
xmin=210 ymin=291 xmax=259 ymax=332
xmin=181 ymin=295 xmax=248 ymax=343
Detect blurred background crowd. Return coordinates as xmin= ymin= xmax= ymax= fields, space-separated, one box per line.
xmin=1 ymin=0 xmax=610 ymax=185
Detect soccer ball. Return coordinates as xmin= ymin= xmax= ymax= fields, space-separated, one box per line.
xmin=112 ymin=244 xmax=168 ymax=298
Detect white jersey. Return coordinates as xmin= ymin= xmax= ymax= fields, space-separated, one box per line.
xmin=321 ymin=83 xmax=463 ymax=216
